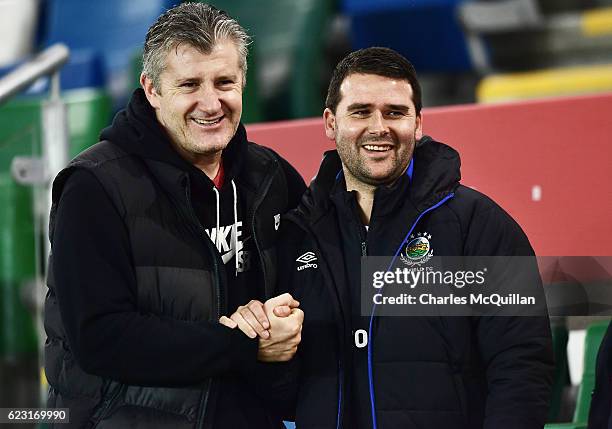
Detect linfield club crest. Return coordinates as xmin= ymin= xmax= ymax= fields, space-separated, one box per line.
xmin=400 ymin=232 xmax=433 ymax=266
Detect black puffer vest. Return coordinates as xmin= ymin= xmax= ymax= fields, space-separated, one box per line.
xmin=45 ymin=139 xmax=292 ymax=428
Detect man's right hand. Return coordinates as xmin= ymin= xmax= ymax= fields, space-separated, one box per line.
xmin=219 ymin=293 xmax=298 ymax=339
xmin=257 ymin=294 xmax=304 ymax=362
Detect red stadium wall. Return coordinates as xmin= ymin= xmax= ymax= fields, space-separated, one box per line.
xmin=247 ymin=92 xmax=612 ymax=257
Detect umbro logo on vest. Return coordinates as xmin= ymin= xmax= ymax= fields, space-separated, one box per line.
xmin=296 ymin=251 xmax=318 ymax=271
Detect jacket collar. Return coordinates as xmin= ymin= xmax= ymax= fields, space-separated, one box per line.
xmin=296 ymin=136 xmax=461 ymax=225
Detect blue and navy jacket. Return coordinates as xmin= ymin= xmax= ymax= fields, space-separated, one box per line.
xmin=278 ymin=138 xmax=554 ymax=429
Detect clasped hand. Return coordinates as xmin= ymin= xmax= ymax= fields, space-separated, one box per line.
xmin=219 ymin=293 xmax=303 ymax=362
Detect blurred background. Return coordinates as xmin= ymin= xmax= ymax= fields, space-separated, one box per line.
xmin=1 ymin=0 xmax=612 ymax=428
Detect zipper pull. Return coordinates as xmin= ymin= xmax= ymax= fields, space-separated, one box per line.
xmin=361 ymin=241 xmax=367 ymax=256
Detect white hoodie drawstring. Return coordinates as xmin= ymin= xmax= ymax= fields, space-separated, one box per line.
xmin=231 ymin=179 xmax=238 ymax=277
xmin=212 ymin=187 xmax=220 ymax=250
xmin=212 ymin=181 xmax=239 ymax=277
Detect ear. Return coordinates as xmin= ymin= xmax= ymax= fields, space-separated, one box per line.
xmin=323 ymin=108 xmax=336 ymax=141
xmin=140 ymin=73 xmax=161 ymax=110
xmin=415 ymin=114 xmax=423 ymax=141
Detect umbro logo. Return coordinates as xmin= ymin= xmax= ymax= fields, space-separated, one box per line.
xmin=296 ymin=252 xmax=317 ymax=263
xmin=296 ymin=251 xmax=318 ymax=271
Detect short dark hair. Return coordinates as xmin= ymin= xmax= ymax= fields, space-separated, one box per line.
xmin=325 ymin=47 xmax=422 ymax=115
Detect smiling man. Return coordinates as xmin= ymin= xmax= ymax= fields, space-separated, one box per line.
xmin=278 ymin=47 xmax=554 ymax=428
xmin=44 ymin=3 xmax=305 ymax=428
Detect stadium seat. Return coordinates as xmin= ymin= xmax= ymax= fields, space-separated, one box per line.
xmin=545 ymin=320 xmax=610 ymax=429
xmin=0 ymin=89 xmax=111 ymax=405
xmin=42 ymin=0 xmax=177 ymax=103
xmin=207 ymin=0 xmax=334 ymax=120
xmin=0 ymin=88 xmax=112 ymax=164
xmin=0 ymin=86 xmax=111 ymax=355
xmin=0 ymin=171 xmax=41 ymax=410
xmin=342 ymin=0 xmax=472 ymax=73
xmin=0 ymin=97 xmax=41 ymax=172
xmin=460 ymin=2 xmax=612 ymax=69
xmin=0 ymin=173 xmax=37 ymax=360
xmin=64 ymin=89 xmax=113 ymax=156
xmin=56 ymin=50 xmax=106 ymax=91
xmin=549 ymin=323 xmax=571 ymax=421
xmin=573 ymin=321 xmax=609 ymax=422
xmin=1 ymin=50 xmax=107 ymax=99
xmin=460 ymin=1 xmax=612 ymax=102
xmin=240 ymin=52 xmax=263 ymax=124
xmin=0 ymin=0 xmax=38 ymax=67
xmin=476 ymin=63 xmax=612 ymax=103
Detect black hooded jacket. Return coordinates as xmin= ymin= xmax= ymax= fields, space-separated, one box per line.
xmin=278 ymin=138 xmax=554 ymax=428
xmin=44 ymin=89 xmax=305 ymax=428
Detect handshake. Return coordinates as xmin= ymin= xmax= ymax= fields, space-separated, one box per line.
xmin=219 ymin=293 xmax=304 ymax=362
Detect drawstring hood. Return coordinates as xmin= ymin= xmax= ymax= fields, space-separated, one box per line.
xmin=213 ymin=186 xmax=221 ymax=248
xmin=213 ymin=179 xmax=240 ymax=277
xmin=48 ymin=86 xmax=306 ymax=429
xmin=99 ymin=88 xmax=252 ymax=280
xmin=231 ymin=179 xmax=239 ymax=277
xmin=100 ymin=88 xmax=248 ymax=188
xmin=297 ymin=136 xmax=461 ymax=224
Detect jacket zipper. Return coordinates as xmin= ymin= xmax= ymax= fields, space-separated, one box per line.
xmin=183 ymin=180 xmax=222 ymax=320
xmin=285 ymin=214 xmax=348 ymax=429
xmin=340 ymin=199 xmax=369 ymax=428
xmin=248 ymin=165 xmax=277 ymax=299
xmin=186 ymin=162 xmax=275 ymax=427
xmin=336 ymin=358 xmax=344 ymax=429
xmin=91 ymin=382 xmax=124 ymax=427
xmin=367 ymin=192 xmax=455 ymax=429
xmin=182 ymin=178 xmax=222 ymax=429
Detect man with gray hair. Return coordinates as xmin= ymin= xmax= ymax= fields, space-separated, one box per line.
xmin=44 ymin=3 xmax=305 ymax=428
